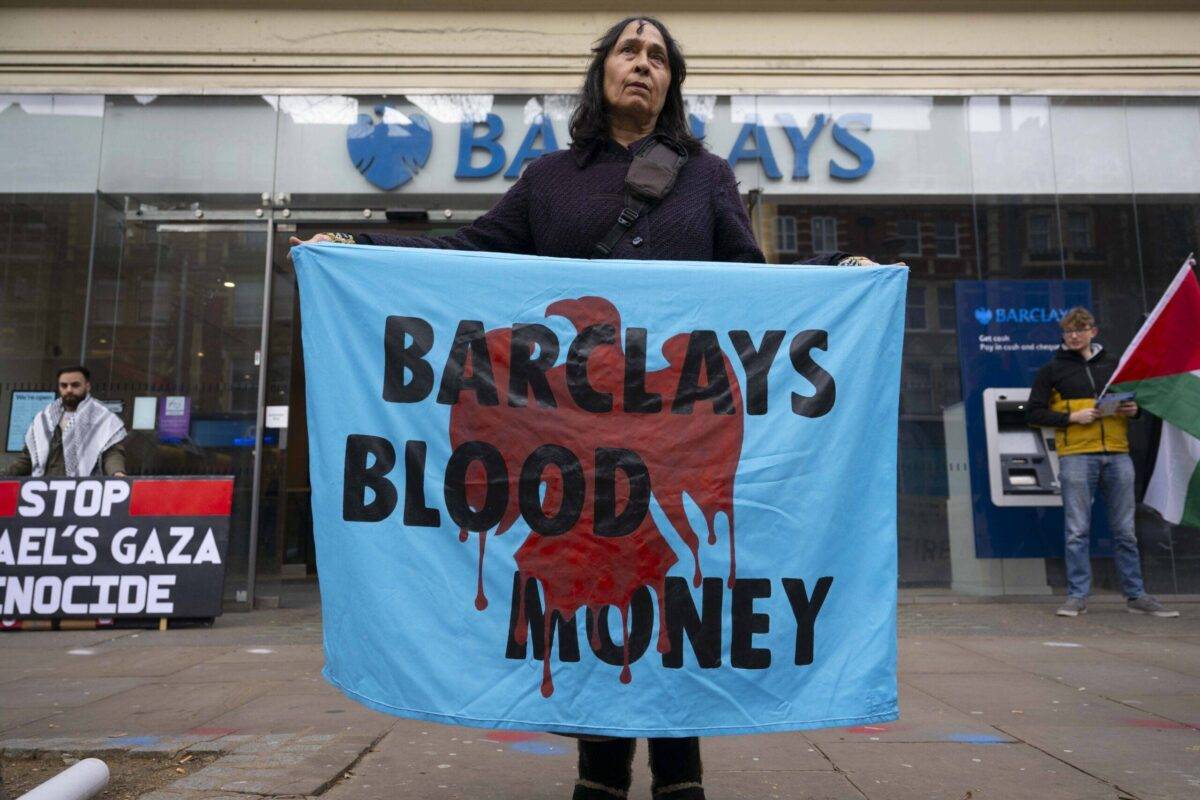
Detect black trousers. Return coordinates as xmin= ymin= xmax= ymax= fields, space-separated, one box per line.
xmin=573 ymin=736 xmax=703 ymax=799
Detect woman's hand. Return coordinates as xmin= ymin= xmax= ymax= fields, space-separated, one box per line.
xmin=287 ymin=233 xmax=340 ymax=261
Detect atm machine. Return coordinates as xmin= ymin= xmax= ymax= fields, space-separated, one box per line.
xmin=944 ymin=387 xmax=1059 ymax=595
xmin=981 ymin=387 xmax=1061 ymax=507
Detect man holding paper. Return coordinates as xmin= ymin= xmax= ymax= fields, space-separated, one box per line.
xmin=1026 ymin=307 xmax=1177 ymax=618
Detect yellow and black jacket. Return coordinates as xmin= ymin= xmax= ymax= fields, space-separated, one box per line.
xmin=1026 ymin=344 xmax=1130 ymax=456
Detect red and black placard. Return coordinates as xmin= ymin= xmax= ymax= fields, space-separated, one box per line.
xmin=0 ymin=476 xmax=234 ymax=620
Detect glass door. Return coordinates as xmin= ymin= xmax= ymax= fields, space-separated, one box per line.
xmin=84 ymin=216 xmax=271 ymax=606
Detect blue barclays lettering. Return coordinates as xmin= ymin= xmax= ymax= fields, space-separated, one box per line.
xmin=993 ymin=307 xmax=1070 ymax=324
xmin=727 ymin=118 xmax=782 ymax=180
xmin=504 ymin=115 xmax=559 ymax=179
xmin=830 ymin=114 xmax=874 ymax=181
xmin=777 ymin=113 xmax=828 ymax=180
xmin=456 ymin=114 xmax=507 ymax=179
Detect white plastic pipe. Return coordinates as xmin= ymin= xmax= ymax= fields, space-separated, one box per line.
xmin=17 ymin=758 xmax=109 ymax=800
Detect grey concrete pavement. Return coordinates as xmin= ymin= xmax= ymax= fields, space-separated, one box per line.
xmin=2 ymin=589 xmax=1198 ymax=800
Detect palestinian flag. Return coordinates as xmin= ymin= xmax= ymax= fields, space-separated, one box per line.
xmin=1106 ymin=255 xmax=1200 ymax=526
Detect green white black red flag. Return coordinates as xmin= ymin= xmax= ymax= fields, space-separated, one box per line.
xmin=1106 ymin=256 xmax=1200 ymax=526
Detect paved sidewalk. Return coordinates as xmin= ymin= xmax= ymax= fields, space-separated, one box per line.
xmin=2 ymin=590 xmax=1198 ymax=800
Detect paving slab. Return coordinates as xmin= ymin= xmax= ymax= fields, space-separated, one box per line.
xmin=0 ymin=676 xmax=144 ymax=709
xmin=698 ymin=731 xmax=834 ymax=771
xmin=902 ymin=671 xmax=1140 ymax=727
xmin=817 ymin=741 xmax=1124 ymax=800
xmin=1086 ymin=637 xmax=1200 ymax=677
xmin=688 ymin=770 xmax=867 ymax=800
xmin=808 ymin=684 xmax=1015 ymax=744
xmin=0 ymin=708 xmax=61 ymax=734
xmin=1093 ymin=692 xmax=1200 ymax=727
xmin=322 ymin=720 xmax=574 ymax=800
xmin=897 ymin=637 xmax=1021 ymax=674
xmin=0 ymin=680 xmax=273 ymax=739
xmin=994 ymin=720 xmax=1200 ymax=800
xmin=197 ymin=687 xmax=394 ymax=736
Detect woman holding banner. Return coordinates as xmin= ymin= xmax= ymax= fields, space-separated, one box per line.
xmin=292 ymin=16 xmax=872 ymax=800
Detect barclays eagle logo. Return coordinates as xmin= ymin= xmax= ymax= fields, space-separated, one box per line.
xmin=974 ymin=307 xmax=994 ymax=325
xmin=346 ymin=105 xmax=433 ymax=191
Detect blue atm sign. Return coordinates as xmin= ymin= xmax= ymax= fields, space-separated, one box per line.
xmin=346 ymin=104 xmax=875 ymax=191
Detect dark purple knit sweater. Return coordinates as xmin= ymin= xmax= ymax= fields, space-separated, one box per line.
xmin=357 ymin=137 xmax=844 ymax=265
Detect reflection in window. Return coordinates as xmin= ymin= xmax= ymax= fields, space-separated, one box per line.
xmin=1027 ymin=211 xmax=1054 ymax=255
xmin=896 ymin=219 xmax=921 ymax=256
xmin=906 ymin=287 xmax=928 ymax=330
xmin=902 ymin=362 xmax=935 ymax=415
xmin=937 ymin=286 xmax=957 ymax=331
xmin=811 ymin=216 xmax=838 ymax=253
xmin=1066 ymin=210 xmax=1094 ymax=251
xmin=935 ymin=220 xmax=959 ymax=257
xmin=774 ymin=215 xmax=797 ymax=253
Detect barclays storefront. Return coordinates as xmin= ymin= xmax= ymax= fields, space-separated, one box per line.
xmin=2 ymin=92 xmax=1198 ymax=602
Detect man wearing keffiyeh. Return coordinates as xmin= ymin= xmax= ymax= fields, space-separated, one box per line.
xmin=4 ymin=365 xmax=127 ymax=478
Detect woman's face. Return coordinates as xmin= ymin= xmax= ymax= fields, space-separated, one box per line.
xmin=602 ymin=20 xmax=671 ymax=128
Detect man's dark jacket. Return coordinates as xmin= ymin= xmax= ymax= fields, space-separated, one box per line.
xmin=1026 ymin=344 xmax=1131 ymax=455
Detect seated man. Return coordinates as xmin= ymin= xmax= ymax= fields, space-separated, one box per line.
xmin=5 ymin=365 xmax=127 ymax=478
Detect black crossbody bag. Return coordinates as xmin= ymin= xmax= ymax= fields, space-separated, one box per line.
xmin=594 ymin=136 xmax=689 ymax=257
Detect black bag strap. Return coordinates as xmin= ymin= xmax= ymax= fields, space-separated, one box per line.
xmin=595 ymin=136 xmax=688 ymax=257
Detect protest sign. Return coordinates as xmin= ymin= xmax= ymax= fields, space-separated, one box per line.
xmin=295 ymin=244 xmax=906 ymax=736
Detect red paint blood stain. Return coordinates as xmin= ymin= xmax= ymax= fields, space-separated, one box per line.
xmin=1125 ymin=718 xmax=1196 ymax=730
xmin=845 ymin=724 xmax=892 ymax=734
xmin=484 ymin=730 xmax=542 ymax=742
xmin=448 ymin=297 xmax=743 ymax=696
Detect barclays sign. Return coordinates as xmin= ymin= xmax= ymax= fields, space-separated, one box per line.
xmin=974 ymin=306 xmax=1070 ymax=325
xmin=345 ymin=101 xmax=875 ymax=191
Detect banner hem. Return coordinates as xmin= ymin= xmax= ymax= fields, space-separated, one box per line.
xmin=322 ymin=668 xmax=899 ymax=738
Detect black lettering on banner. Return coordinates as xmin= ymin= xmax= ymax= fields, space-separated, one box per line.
xmin=586 ymin=587 xmax=653 ymax=666
xmin=402 ymin=440 xmax=440 ymax=528
xmin=731 ymin=578 xmax=772 ymax=669
xmin=343 ymin=435 xmax=397 ymax=522
xmin=662 ymin=576 xmax=723 ymax=668
xmin=728 ymin=330 xmax=785 ymax=415
xmin=790 ymin=330 xmax=836 ymax=417
xmin=518 ymin=444 xmax=584 ymax=536
xmin=782 ymin=576 xmax=834 ymax=666
xmin=593 ymin=447 xmax=651 ymax=538
xmin=437 ymin=320 xmax=499 ymax=406
xmin=671 ymin=330 xmax=734 ymax=415
xmin=443 ymin=441 xmax=508 ymax=532
xmin=382 ymin=316 xmax=435 ymax=403
xmin=505 ymin=573 xmax=580 ymax=662
xmin=566 ymin=323 xmax=615 ymax=413
xmin=623 ymin=327 xmax=662 ymax=413
xmin=508 ymin=323 xmax=560 ymax=408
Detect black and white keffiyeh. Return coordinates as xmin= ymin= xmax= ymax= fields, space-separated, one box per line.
xmin=25 ymin=395 xmax=127 ymax=477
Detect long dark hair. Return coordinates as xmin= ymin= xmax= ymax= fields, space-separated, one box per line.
xmin=568 ymin=16 xmax=703 ymax=154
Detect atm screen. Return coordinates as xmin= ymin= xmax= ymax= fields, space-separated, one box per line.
xmin=997 ymin=428 xmax=1041 ymax=453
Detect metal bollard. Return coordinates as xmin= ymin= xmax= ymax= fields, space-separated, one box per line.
xmin=16 ymin=759 xmax=108 ymax=800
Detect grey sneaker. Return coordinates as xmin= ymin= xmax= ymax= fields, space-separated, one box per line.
xmin=1056 ymin=597 xmax=1087 ymax=617
xmin=1127 ymin=595 xmax=1180 ymax=617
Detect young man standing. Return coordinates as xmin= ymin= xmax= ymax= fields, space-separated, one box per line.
xmin=1027 ymin=307 xmax=1178 ymax=618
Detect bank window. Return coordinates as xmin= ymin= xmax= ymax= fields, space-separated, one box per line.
xmin=937 ymin=286 xmax=957 ymax=331
xmin=896 ymin=219 xmax=921 ymax=256
xmin=1027 ymin=212 xmax=1054 ymax=254
xmin=902 ymin=362 xmax=935 ymax=415
xmin=906 ymin=287 xmax=928 ymax=330
xmin=811 ymin=216 xmax=838 ymax=254
xmin=775 ymin=215 xmax=797 ymax=253
xmin=138 ymin=279 xmax=172 ymax=325
xmin=941 ymin=365 xmax=962 ymax=407
xmin=934 ymin=220 xmax=959 ymax=257
xmin=1066 ymin=211 xmax=1094 ymax=251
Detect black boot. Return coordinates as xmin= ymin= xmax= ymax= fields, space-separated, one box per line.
xmin=573 ymin=737 xmax=636 ymax=799
xmin=648 ymin=737 xmax=705 ymax=800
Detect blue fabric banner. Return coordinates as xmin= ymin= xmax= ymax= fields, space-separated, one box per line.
xmin=293 ymin=244 xmax=906 ymax=737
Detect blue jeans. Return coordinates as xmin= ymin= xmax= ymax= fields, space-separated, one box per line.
xmin=1059 ymin=453 xmax=1145 ymax=600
